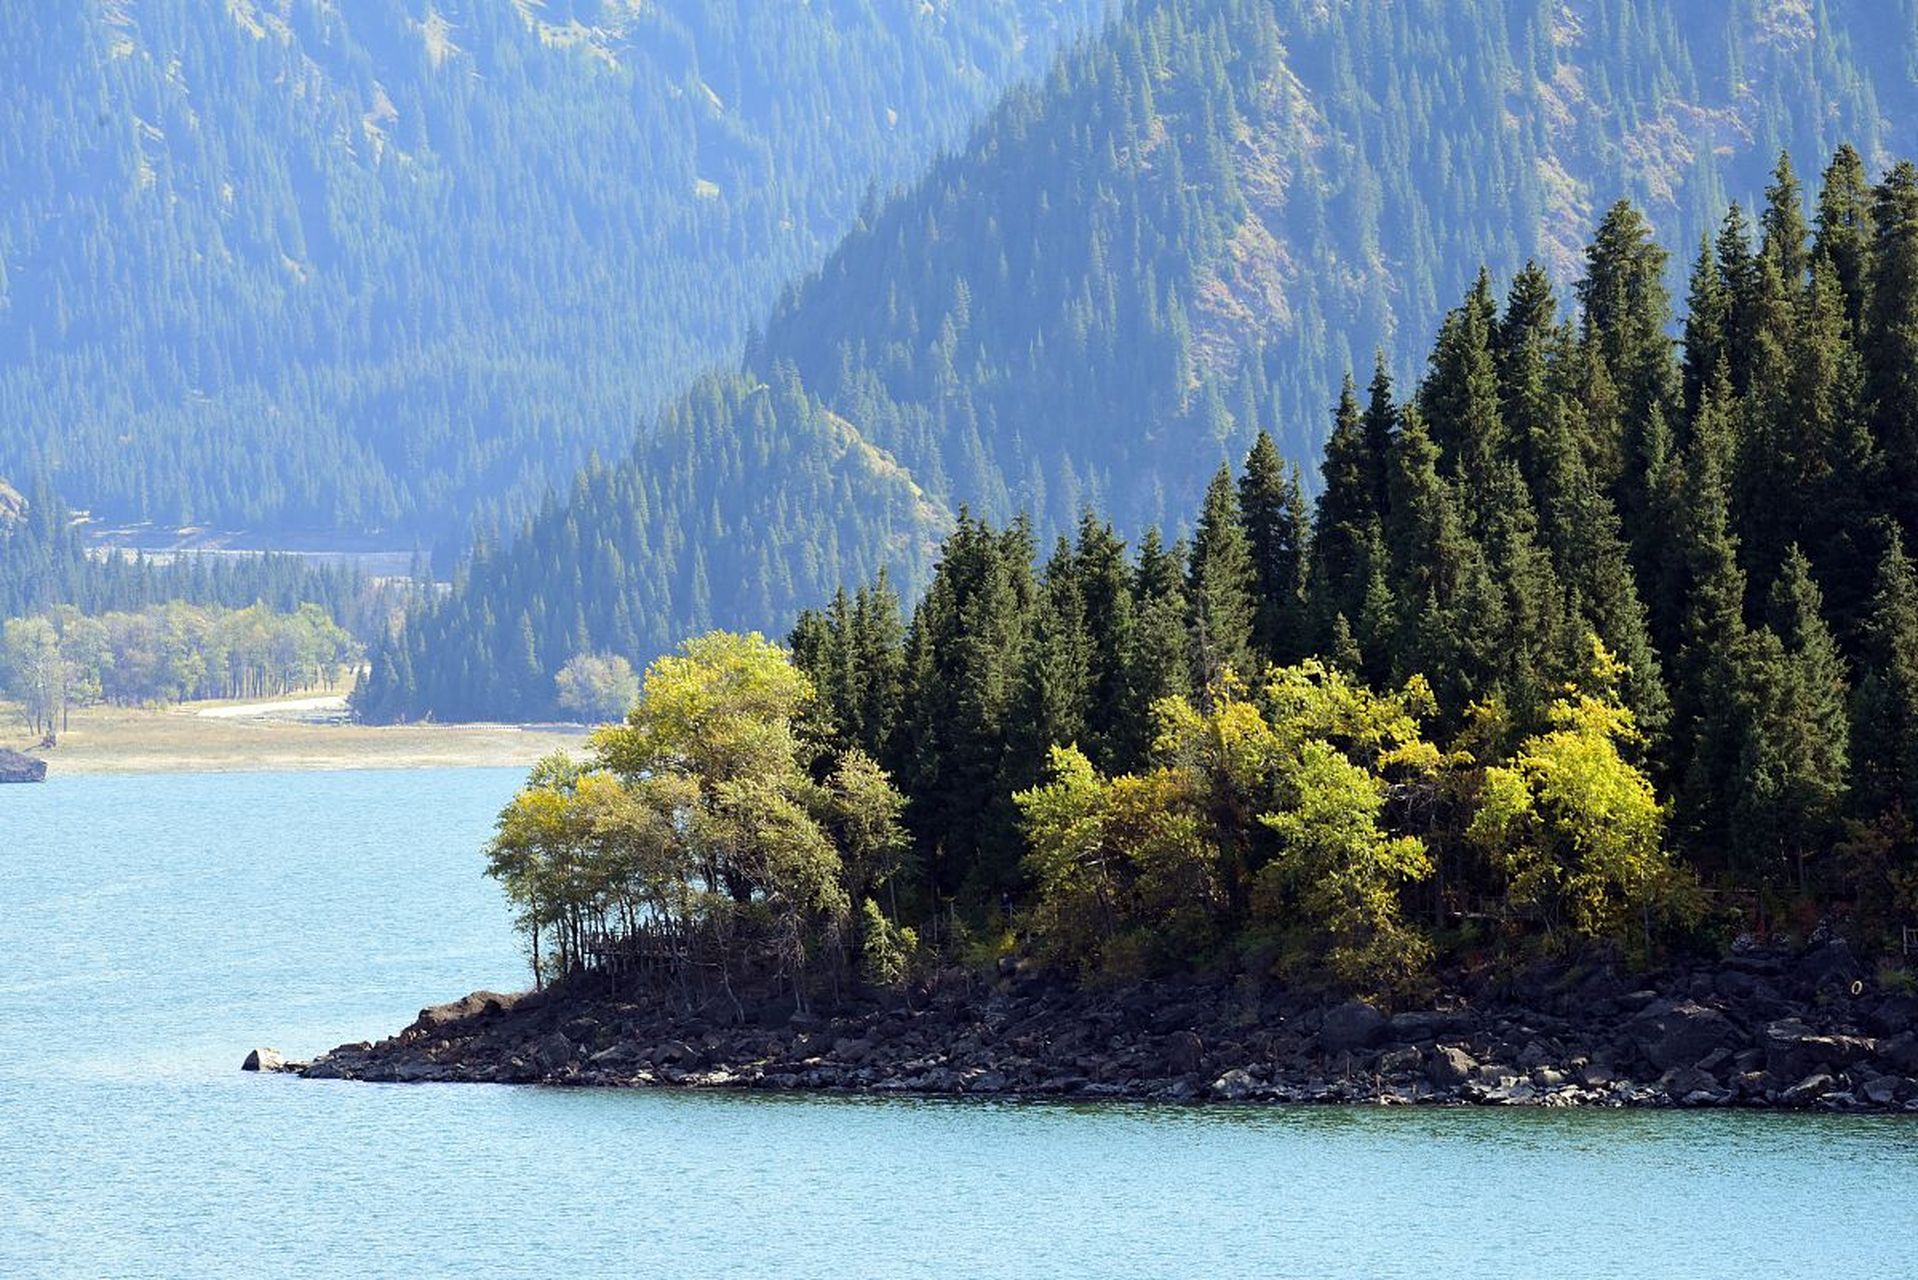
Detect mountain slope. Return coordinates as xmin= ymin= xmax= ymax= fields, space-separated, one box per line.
xmin=371 ymin=0 xmax=1918 ymax=720
xmin=0 ymin=0 xmax=1108 ymax=539
xmin=760 ymin=0 xmax=1918 ymax=536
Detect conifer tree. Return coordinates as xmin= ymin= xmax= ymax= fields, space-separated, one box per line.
xmin=1071 ymin=513 xmax=1138 ymax=773
xmin=1761 ymin=149 xmax=1811 ymax=287
xmin=1731 ymin=546 xmax=1851 ymax=892
xmin=1578 ymin=199 xmax=1678 ymax=535
xmin=1852 ymin=532 xmax=1918 ymax=822
xmin=1360 ymin=354 xmax=1399 ymax=511
xmin=1671 ymin=369 xmax=1755 ymax=861
xmin=1384 ymin=410 xmax=1497 ymax=719
xmin=1815 ymin=143 xmax=1875 ymax=332
xmin=1121 ymin=526 xmax=1190 ymax=768
xmin=1865 ymin=160 xmax=1918 ymax=541
xmin=1682 ymin=235 xmax=1728 ymax=415
xmin=1310 ymin=374 xmax=1386 ymax=664
xmin=1187 ymin=463 xmax=1256 ymax=693
xmin=1239 ymin=433 xmax=1308 ymax=666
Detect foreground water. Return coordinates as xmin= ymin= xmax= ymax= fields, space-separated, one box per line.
xmin=2 ymin=769 xmax=1915 ymax=1278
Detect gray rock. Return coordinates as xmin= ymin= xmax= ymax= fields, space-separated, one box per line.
xmin=1764 ymin=1019 xmax=1875 ymax=1083
xmin=1319 ymin=1000 xmax=1387 ymax=1053
xmin=241 ymin=1047 xmax=285 ymax=1072
xmin=650 ymin=1038 xmax=700 ymax=1066
xmin=1629 ymin=999 xmax=1737 ymax=1072
xmin=1376 ymin=1046 xmax=1422 ymax=1076
xmin=1869 ymin=994 xmax=1918 ymax=1036
xmin=1779 ymin=1072 xmax=1836 ymax=1107
xmin=534 ymin=1031 xmax=575 ymax=1073
xmin=830 ymin=1037 xmax=873 ymax=1063
xmin=1165 ymin=1029 xmax=1205 ymax=1074
xmin=1210 ymin=1068 xmax=1259 ymax=1101
xmin=413 ymin=990 xmax=518 ymax=1032
xmin=1880 ymin=1031 xmax=1918 ymax=1074
xmin=1797 ymin=941 xmax=1860 ymax=991
xmin=0 ymin=748 xmax=46 ymax=783
xmin=1517 ymin=1040 xmax=1554 ymax=1070
xmin=1859 ymin=1075 xmax=1903 ymax=1107
xmin=587 ymin=1043 xmax=638 ymax=1067
xmin=1660 ymin=1065 xmax=1718 ymax=1100
xmin=1388 ymin=1009 xmax=1470 ymax=1041
xmin=1428 ymin=1045 xmax=1476 ymax=1088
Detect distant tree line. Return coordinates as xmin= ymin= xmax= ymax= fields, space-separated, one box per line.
xmin=2 ymin=602 xmax=361 ymax=737
xmin=0 ymin=477 xmax=373 ymax=625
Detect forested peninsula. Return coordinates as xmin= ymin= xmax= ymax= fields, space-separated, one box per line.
xmin=300 ymin=150 xmax=1918 ymax=1111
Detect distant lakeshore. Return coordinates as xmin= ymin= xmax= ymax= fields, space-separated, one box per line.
xmin=2 ymin=689 xmax=584 ymax=775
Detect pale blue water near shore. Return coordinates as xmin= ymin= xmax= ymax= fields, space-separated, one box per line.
xmin=2 ymin=768 xmax=1915 ymax=1278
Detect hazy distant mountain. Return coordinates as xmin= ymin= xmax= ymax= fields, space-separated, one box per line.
xmin=0 ymin=0 xmax=1108 ymax=539
xmin=297 ymin=1 xmax=1918 ymax=719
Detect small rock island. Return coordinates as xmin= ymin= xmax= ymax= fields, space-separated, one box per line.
xmin=0 ymin=748 xmax=47 ymax=783
xmin=279 ymin=630 xmax=1918 ymax=1113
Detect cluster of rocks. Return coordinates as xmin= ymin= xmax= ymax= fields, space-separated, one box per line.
xmin=281 ymin=942 xmax=1918 ymax=1112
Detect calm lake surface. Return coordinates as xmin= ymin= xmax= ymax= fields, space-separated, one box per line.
xmin=3 ymin=768 xmax=1915 ymax=1278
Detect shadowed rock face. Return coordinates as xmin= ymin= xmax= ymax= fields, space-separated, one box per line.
xmin=0 ymin=749 xmax=46 ymax=783
xmin=285 ymin=944 xmax=1918 ymax=1113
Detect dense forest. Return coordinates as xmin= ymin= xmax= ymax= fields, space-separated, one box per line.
xmin=0 ymin=477 xmax=373 ymax=625
xmin=0 ymin=0 xmax=1105 ymax=538
xmin=481 ymin=146 xmax=1918 ymax=999
xmin=367 ymin=0 xmax=1918 ymax=723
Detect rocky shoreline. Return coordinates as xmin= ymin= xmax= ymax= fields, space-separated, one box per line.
xmin=276 ymin=942 xmax=1918 ymax=1113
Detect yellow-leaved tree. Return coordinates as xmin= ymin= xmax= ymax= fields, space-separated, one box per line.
xmin=486 ymin=631 xmax=912 ymax=1003
xmin=1468 ymin=639 xmax=1696 ymax=951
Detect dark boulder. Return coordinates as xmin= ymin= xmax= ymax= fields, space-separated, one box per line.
xmin=0 ymin=748 xmax=46 ymax=784
xmin=412 ymin=990 xmax=521 ymax=1033
xmin=1659 ymin=1065 xmax=1720 ymax=1103
xmin=1164 ymin=1030 xmax=1205 ymax=1074
xmin=1628 ymin=999 xmax=1738 ymax=1072
xmin=1778 ymin=1072 xmax=1836 ymax=1107
xmin=1796 ymin=941 xmax=1861 ymax=993
xmin=534 ymin=1031 xmax=576 ymax=1073
xmin=1318 ymin=1001 xmax=1387 ymax=1053
xmin=1867 ymin=994 xmax=1918 ymax=1037
xmin=1764 ymin=1019 xmax=1875 ymax=1084
xmin=1388 ymin=1009 xmax=1471 ymax=1041
xmin=1876 ymin=1031 xmax=1918 ymax=1074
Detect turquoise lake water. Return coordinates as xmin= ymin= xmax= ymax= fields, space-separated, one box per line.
xmin=2 ymin=767 xmax=1915 ymax=1278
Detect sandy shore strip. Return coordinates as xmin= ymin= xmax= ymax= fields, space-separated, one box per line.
xmin=3 ymin=693 xmax=589 ymax=775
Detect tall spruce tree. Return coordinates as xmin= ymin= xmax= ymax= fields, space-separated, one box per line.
xmin=1733 ymin=546 xmax=1852 ymax=893
xmin=1239 ymin=433 xmax=1309 ymax=666
xmin=1762 ymin=149 xmax=1811 ymax=287
xmin=1815 ymin=143 xmax=1875 ymax=332
xmin=1187 ymin=463 xmax=1257 ymax=694
xmin=1852 ymin=531 xmax=1918 ymax=823
xmin=1865 ymin=161 xmax=1918 ymax=542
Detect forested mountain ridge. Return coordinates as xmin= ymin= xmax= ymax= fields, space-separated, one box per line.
xmin=760 ymin=0 xmax=1918 ymax=538
xmin=0 ymin=0 xmax=1108 ymax=537
xmin=368 ymin=0 xmax=1918 ymax=723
